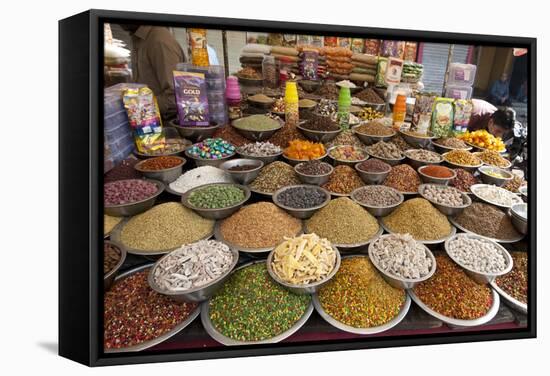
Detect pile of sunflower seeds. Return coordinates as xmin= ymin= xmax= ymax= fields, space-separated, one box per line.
xmin=153 ymin=240 xmax=234 ymax=291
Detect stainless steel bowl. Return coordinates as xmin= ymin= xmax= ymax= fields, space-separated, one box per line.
xmin=368 ymin=235 xmax=437 ymax=289
xmin=448 ymin=215 xmax=524 ymax=244
xmin=294 ymin=162 xmax=333 ymax=186
xmin=418 ymin=183 xmax=472 ymax=216
xmin=104 ymin=263 xmax=201 ymax=353
xmin=148 ymin=246 xmax=239 ymax=303
xmin=403 ymin=149 xmax=443 ymax=170
xmin=490 ymin=274 xmax=528 ymax=314
xmin=296 ymin=123 xmax=342 ymax=143
xmin=519 ymin=185 xmax=528 ymax=201
xmin=351 ymin=125 xmax=396 ymax=146
xmin=282 ymin=151 xmax=328 ymax=166
xmin=399 ymin=130 xmax=437 ymax=148
xmin=473 ymin=152 xmax=512 ymax=170
xmin=350 ymin=186 xmax=404 ymax=217
xmin=363 ymin=102 xmax=386 ymax=113
xmin=326 ymin=145 xmax=369 ymax=167
xmin=104 ymin=179 xmax=165 ymax=217
xmin=408 ymin=288 xmax=500 ymax=327
xmin=236 ymin=150 xmax=282 ymax=165
xmin=272 ymin=185 xmax=331 ymax=219
xmin=219 ymin=158 xmax=264 ymax=185
xmin=184 ymin=148 xmax=235 ymax=167
xmin=134 ymin=156 xmax=186 ymax=184
xmin=231 ymin=118 xmax=283 ymax=141
xmin=365 ymin=149 xmax=405 ymax=166
xmin=355 ymin=163 xmax=391 ymax=185
xmin=103 ymin=240 xmax=127 ymax=291
xmin=478 ymin=166 xmax=514 ymax=187
xmin=266 ymin=245 xmax=341 ymax=295
xmin=169 ymin=119 xmax=221 ymax=141
xmin=444 ymin=233 xmax=514 ymax=284
xmin=181 ymin=183 xmax=251 ymax=220
xmin=431 ymin=140 xmax=472 ymax=154
xmin=442 ymin=152 xmax=483 ymax=172
xmin=470 ymin=183 xmax=523 ymax=209
xmin=509 ymin=203 xmax=528 ymax=235
xmin=417 ymin=165 xmax=457 ymax=185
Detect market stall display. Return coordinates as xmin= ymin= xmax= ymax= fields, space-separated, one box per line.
xmin=249 ymin=161 xmax=300 ymax=195
xmin=491 ymin=252 xmax=528 ymax=313
xmin=321 ymin=165 xmax=365 ymax=196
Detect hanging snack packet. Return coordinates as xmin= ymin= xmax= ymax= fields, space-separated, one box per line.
xmin=411 ymin=92 xmax=437 ymax=134
xmin=300 ymin=50 xmax=319 ymax=80
xmin=375 ymin=57 xmax=388 ymax=87
xmin=123 ymin=87 xmax=164 ymax=154
xmin=188 ymin=28 xmax=209 ymax=67
xmin=173 ymin=71 xmax=210 ymax=127
xmin=431 ymin=97 xmax=455 ymax=137
xmin=453 ymin=99 xmax=473 ymax=133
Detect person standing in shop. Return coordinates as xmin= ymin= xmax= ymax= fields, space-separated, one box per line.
xmin=121 ymin=25 xmax=184 ymax=119
xmin=487 ymin=72 xmax=512 ymax=107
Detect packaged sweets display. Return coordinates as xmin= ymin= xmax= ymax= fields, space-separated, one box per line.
xmin=337 ymin=37 xmax=351 ymax=48
xmin=324 ymin=36 xmax=338 ymax=47
xmin=364 ymin=39 xmax=381 ymax=55
xmin=300 ymin=50 xmax=319 ymax=80
xmin=376 ymin=57 xmax=388 ymax=87
xmin=173 ymin=71 xmax=210 ymax=127
xmin=380 ymin=40 xmax=405 ymax=59
xmin=403 ymin=41 xmax=418 ymax=61
xmin=431 ymin=97 xmax=455 ymax=137
xmin=122 ymin=86 xmax=164 ymax=154
xmin=188 ymin=28 xmax=209 ymax=67
xmin=453 ymin=99 xmax=474 ymax=133
xmin=351 ymin=38 xmax=364 ymax=53
xmin=411 ymin=93 xmax=437 ymax=134
xmin=384 ymin=57 xmax=404 ymax=86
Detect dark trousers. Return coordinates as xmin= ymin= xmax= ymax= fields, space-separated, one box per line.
xmin=487 ymin=95 xmax=512 ymax=107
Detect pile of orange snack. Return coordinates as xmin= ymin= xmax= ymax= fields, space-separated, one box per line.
xmin=284 ymin=140 xmax=326 ymax=160
xmin=458 ymin=130 xmax=505 ymax=152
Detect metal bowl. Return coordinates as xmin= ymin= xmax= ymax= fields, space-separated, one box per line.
xmin=200 ymin=261 xmax=314 ymax=345
xmin=296 ymin=123 xmax=342 ymax=143
xmin=236 ymin=150 xmax=282 ymax=165
xmin=368 ymin=235 xmax=437 ymax=289
xmin=313 ymin=255 xmax=411 ymax=335
xmin=272 ymin=185 xmax=331 ymax=219
xmin=282 ymin=151 xmax=328 ymax=166
xmin=403 ymin=149 xmax=443 ymax=170
xmin=231 ymin=117 xmax=283 ymax=141
xmin=298 ymin=79 xmax=321 ymax=93
xmin=442 ymin=152 xmax=483 ymax=172
xmin=104 ymin=179 xmax=165 ymax=217
xmin=490 ymin=273 xmax=528 ymax=314
xmin=103 ymin=264 xmax=201 ymax=353
xmin=350 ymin=186 xmax=404 ymax=217
xmin=237 ymin=75 xmax=264 ymax=87
xmin=448 ymin=215 xmax=524 ymax=244
xmin=247 ymin=96 xmax=275 ymax=109
xmin=380 ymin=218 xmax=457 ymax=245
xmin=169 ymin=119 xmax=221 ymax=141
xmin=266 ymin=245 xmax=341 ymax=295
xmin=470 ymin=184 xmax=523 ymax=209
xmin=219 ymin=158 xmax=264 ymax=185
xmin=354 ymin=163 xmax=391 ymax=185
xmin=363 ymin=102 xmax=386 ymax=113
xmin=181 ymin=183 xmax=251 ymax=220
xmin=184 ymin=148 xmax=235 ymax=168
xmin=103 ymin=240 xmax=127 ymax=291
xmin=110 ymin=217 xmax=215 ymax=256
xmin=351 ymin=125 xmax=396 ymax=146
xmin=294 ymin=162 xmax=334 ymax=186
xmin=431 ymin=140 xmax=472 ymax=154
xmin=408 ymin=288 xmax=500 ymax=327
xmin=148 ymin=246 xmax=239 ymax=303
xmin=509 ymin=203 xmax=528 ymax=235
xmin=418 ymin=183 xmax=472 ymax=216
xmin=326 ymin=145 xmax=369 ymax=167
xmin=465 ymin=141 xmax=507 ymax=154
xmin=134 ymin=156 xmax=186 ymax=184
xmin=417 ymin=165 xmax=457 ymax=185
xmin=444 ymin=233 xmax=514 ymax=284
xmin=519 ymin=185 xmax=528 ymax=201
xmin=473 ymin=152 xmax=512 ymax=170
xmin=365 ymin=149 xmax=405 ymax=167
xmin=478 ymin=166 xmax=514 ymax=187
xmin=399 ymin=130 xmax=437 ymax=148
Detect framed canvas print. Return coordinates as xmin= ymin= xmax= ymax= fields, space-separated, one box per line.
xmin=59 ymin=9 xmax=536 ymax=366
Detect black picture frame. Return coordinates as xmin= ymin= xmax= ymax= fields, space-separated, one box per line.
xmin=59 ymin=9 xmax=537 ymax=367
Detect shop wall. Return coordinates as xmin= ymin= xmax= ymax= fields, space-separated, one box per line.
xmin=474 ymin=46 xmax=513 ymax=95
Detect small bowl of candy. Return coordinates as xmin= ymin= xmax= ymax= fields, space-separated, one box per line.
xmin=185 ymin=138 xmax=236 ymax=167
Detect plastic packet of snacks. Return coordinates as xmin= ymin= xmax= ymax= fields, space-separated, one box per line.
xmin=123 ymin=86 xmax=164 ymax=154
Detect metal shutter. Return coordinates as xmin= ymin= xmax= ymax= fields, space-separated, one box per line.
xmin=420 ymin=43 xmax=450 ymax=95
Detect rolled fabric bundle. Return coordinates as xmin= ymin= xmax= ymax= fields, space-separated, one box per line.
xmin=351 ymin=53 xmax=378 ymax=65
xmin=352 ymin=61 xmax=378 ymax=70
xmin=351 ymin=67 xmax=377 ymax=75
xmin=326 ymin=60 xmax=354 ymax=70
xmin=271 ymin=46 xmax=299 ymax=56
xmin=324 ymin=46 xmax=353 ymax=57
xmin=349 ymin=72 xmax=375 ymax=82
xmin=272 ymin=53 xmax=301 ymax=62
xmin=241 ymin=43 xmax=272 ymax=54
